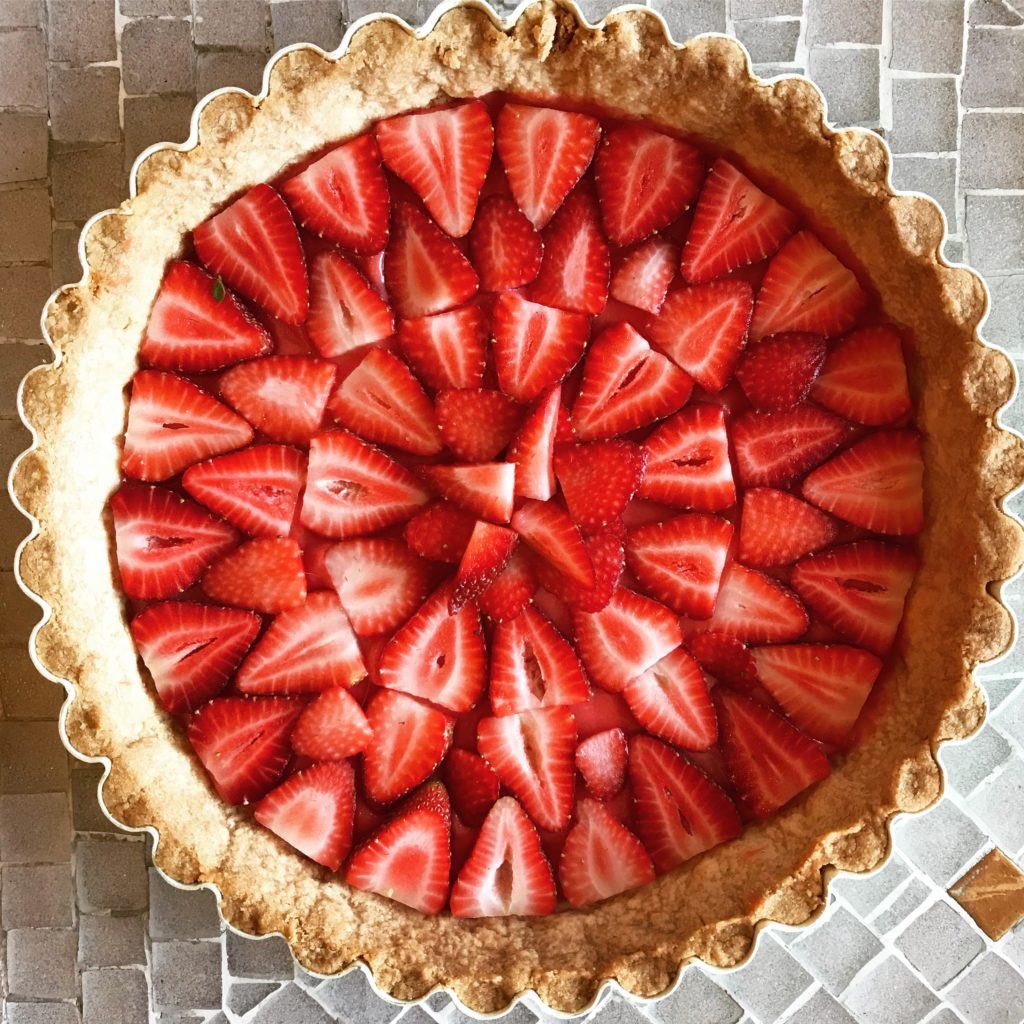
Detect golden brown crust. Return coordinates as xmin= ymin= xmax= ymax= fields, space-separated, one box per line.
xmin=11 ymin=1 xmax=1024 ymax=1014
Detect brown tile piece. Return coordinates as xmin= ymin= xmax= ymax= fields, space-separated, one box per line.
xmin=949 ymin=848 xmax=1024 ymax=940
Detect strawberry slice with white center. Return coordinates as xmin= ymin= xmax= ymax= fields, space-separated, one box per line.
xmin=300 ymin=431 xmax=431 ymax=538
xmin=468 ymin=193 xmax=543 ymax=291
xmin=686 ymin=631 xmax=759 ymax=691
xmin=377 ymin=585 xmax=487 ymax=712
xmin=280 ymin=133 xmax=390 ymax=253
xmin=329 ymin=347 xmax=442 ymax=456
xmin=254 ymin=760 xmax=356 ymax=871
xmin=750 ymin=230 xmax=866 ymax=340
xmin=188 ymin=695 xmax=304 ymax=805
xmin=183 ymin=444 xmax=306 ymax=538
xmin=575 ymin=727 xmax=627 ymax=800
xmin=511 ymin=499 xmax=594 ymax=588
xmin=735 ymin=332 xmax=827 ymax=411
xmin=638 ymin=404 xmax=735 ymax=512
xmin=306 ymin=250 xmax=394 ymax=359
xmin=291 ymin=686 xmax=374 ymax=760
xmin=681 ymin=158 xmax=797 ymax=284
xmin=130 ymin=601 xmax=260 ymax=714
xmin=193 ymin=183 xmax=308 ymax=324
xmin=435 ymin=388 xmax=522 ymax=463
xmin=478 ymin=547 xmax=539 ymax=623
xmin=559 ymin=797 xmax=655 ymax=907
xmin=535 ymin=520 xmax=625 ymax=613
xmin=714 ymin=688 xmax=831 ymax=819
xmin=383 ymin=201 xmax=479 ymax=319
xmin=403 ymin=500 xmax=476 ymax=563
xmin=628 ymin=734 xmax=742 ymax=872
xmin=376 ymin=100 xmax=493 ymax=238
xmin=202 ymin=536 xmax=307 ymax=613
xmin=419 ymin=462 xmax=515 ymax=524
xmin=738 ymin=487 xmax=837 ymax=568
xmin=648 ymin=280 xmax=754 ymax=392
xmin=477 ymin=705 xmax=577 ymax=832
xmin=324 ymin=537 xmax=433 ymax=636
xmin=791 ymin=540 xmax=918 ymax=655
xmin=555 ymin=440 xmax=647 ymax=534
xmin=610 ymin=237 xmax=677 ymax=314
xmin=625 ymin=514 xmax=733 ymax=618
xmin=491 ymin=293 xmax=592 ymax=403
xmin=395 ymin=306 xmax=487 ymax=391
xmin=573 ymin=587 xmax=682 ymax=693
xmin=443 ymin=748 xmax=501 ymax=828
xmin=140 ymin=261 xmax=272 ymax=373
xmin=450 ymin=796 xmax=556 ymax=917
xmin=508 ymin=388 xmax=561 ymax=501
xmin=495 ymin=103 xmax=600 ymax=229
xmin=802 ymin=429 xmax=925 ymax=536
xmin=111 ymin=484 xmax=238 ymax=600
xmin=594 ymin=125 xmax=702 ymax=246
xmin=346 ymin=780 xmax=452 ymax=912
xmin=490 ymin=606 xmax=589 ymax=715
xmin=753 ymin=644 xmax=883 ymax=746
xmin=529 ymin=190 xmax=610 ymax=315
xmin=218 ymin=356 xmax=337 ymax=446
xmin=571 ymin=322 xmax=693 ymax=441
xmin=122 ymin=370 xmax=254 ymax=483
xmin=452 ymin=521 xmax=518 ymax=612
xmin=623 ymin=646 xmax=716 ymax=750
xmin=237 ymin=591 xmax=366 ymax=694
xmin=812 ymin=324 xmax=912 ymax=426
xmin=695 ymin=563 xmax=808 ymax=643
xmin=732 ymin=405 xmax=853 ymax=488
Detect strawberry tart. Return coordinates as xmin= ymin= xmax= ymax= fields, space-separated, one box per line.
xmin=12 ymin=0 xmax=1024 ymax=1014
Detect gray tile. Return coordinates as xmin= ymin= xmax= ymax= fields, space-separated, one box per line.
xmin=153 ymin=940 xmax=224 ymax=1011
xmin=968 ymin=760 xmax=1024 ymax=856
xmin=833 ymin=854 xmax=911 ymax=916
xmin=47 ymin=0 xmax=116 ymax=63
xmin=76 ymin=837 xmax=149 ymax=913
xmin=754 ymin=61 xmax=807 ymax=77
xmin=963 ymin=26 xmax=1024 ymax=107
xmin=782 ymin=987 xmax=858 ymax=1023
xmin=948 ymin=952 xmax=1024 ymax=1023
xmin=892 ymin=800 xmax=987 ymax=885
xmin=0 ymin=720 xmax=69 ymax=792
xmin=82 ymin=968 xmax=149 ymax=1024
xmin=807 ymin=0 xmax=883 ymax=42
xmin=6 ymin=1005 xmax=81 ymax=1024
xmin=6 ymin=929 xmax=78 ymax=1000
xmin=732 ymin=0 xmax=803 ymax=13
xmin=197 ymin=49 xmax=268 ymax=95
xmin=250 ymin=983 xmax=336 ymax=1023
xmin=891 ymin=0 xmax=967 ymax=72
xmin=78 ymin=913 xmax=147 ymax=968
xmin=647 ymin=967 xmax=743 ymax=1024
xmin=962 ymin=113 xmax=1024 ymax=190
xmin=718 ymin=936 xmax=814 ymax=1021
xmin=347 ymin=0 xmax=416 ymax=19
xmin=895 ymin=900 xmax=986 ymax=988
xmin=47 ymin=67 xmax=121 ymax=144
xmin=50 ymin=144 xmax=126 ymax=222
xmin=122 ymin=17 xmax=195 ymax=95
xmin=316 ymin=968 xmax=405 ymax=1023
xmin=807 ymin=46 xmax=880 ymax=125
xmin=272 ymin=0 xmax=346 ymax=50
xmin=872 ymin=878 xmax=931 ymax=933
xmin=890 ymin=77 xmax=959 ymax=154
xmin=844 ymin=955 xmax=940 ymax=1024
xmin=149 ymin=870 xmax=222 ymax=940
xmin=994 ymin=687 xmax=1024 ymax=746
xmin=790 ymin=905 xmax=884 ymax=995
xmin=0 ymin=29 xmax=47 ymax=109
xmin=51 ymin=226 xmax=85 ymax=291
xmin=123 ymin=94 xmax=197 ymax=171
xmin=0 ymin=113 xmax=48 ymax=184
xmin=969 ymin=0 xmax=1023 ymax=23
xmin=71 ymin=765 xmax=119 ymax=834
xmin=1004 ymin=919 xmax=1024 ymax=971
xmin=734 ymin=19 xmax=801 ymax=62
xmin=648 ymin=0 xmax=727 ymax=38
xmin=227 ymin=982 xmax=283 ymax=1017
xmin=226 ymin=929 xmax=295 ymax=980
xmin=0 ymin=1 xmax=41 ymax=27
xmin=194 ymin=0 xmax=270 ymax=47
xmin=0 ymin=184 xmax=50 ymax=265
xmin=940 ymin=725 xmax=1013 ymax=796
xmin=0 ymin=793 xmax=72 ymax=862
xmin=891 ymin=156 xmax=958 ymax=231
xmin=1 ymin=864 xmax=74 ymax=928
xmin=120 ymin=0 xmax=191 ymax=13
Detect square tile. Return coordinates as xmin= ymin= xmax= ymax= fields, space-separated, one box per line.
xmin=75 ymin=837 xmax=149 ymax=913
xmin=892 ymin=799 xmax=987 ymax=884
xmin=791 ymin=905 xmax=884 ymax=995
xmin=271 ymin=0 xmax=346 ymax=50
xmin=871 ymin=877 xmax=931 ymax=934
xmin=891 ymin=0 xmax=966 ymax=72
xmin=833 ymin=854 xmax=910 ymax=916
xmin=890 ymin=77 xmax=959 ymax=154
xmin=894 ymin=900 xmax=986 ymax=988
xmin=807 ymin=46 xmax=881 ymax=125
xmin=250 ymin=983 xmax=337 ymax=1023
xmin=149 ymin=869 xmax=222 ymax=940
xmin=122 ymin=17 xmax=195 ymax=95
xmin=47 ymin=66 xmax=121 ymax=144
xmin=0 ymin=113 xmax=48 ymax=184
xmin=0 ymin=186 xmax=51 ymax=263
xmin=194 ymin=0 xmax=269 ymax=47
xmin=6 ymin=929 xmax=78 ymax=1000
xmin=647 ymin=967 xmax=743 ymax=1024
xmin=782 ymin=987 xmax=858 ymax=1023
xmin=734 ymin=19 xmax=801 ymax=63
xmin=153 ymin=940 xmax=224 ymax=1010
xmin=807 ymin=0 xmax=883 ymax=42
xmin=0 ymin=30 xmax=47 ymax=109
xmin=82 ymin=968 xmax=149 ymax=1024
xmin=939 ymin=725 xmax=1013 ymax=797
xmin=844 ymin=955 xmax=940 ymax=1024
xmin=647 ymin=0 xmax=726 ymax=38
xmin=78 ymin=913 xmax=147 ymax=968
xmin=0 ymin=720 xmax=69 ymax=793
xmin=969 ymin=761 xmax=1024 ymax=856
xmin=718 ymin=935 xmax=814 ymax=1021
xmin=0 ymin=793 xmax=72 ymax=862
xmin=967 ymin=195 xmax=1024 ymax=274
xmin=1 ymin=864 xmax=74 ymax=928
xmin=47 ymin=0 xmax=116 ymax=63
xmin=963 ymin=25 xmax=1024 ymax=106
xmin=962 ymin=113 xmax=1024 ymax=190
xmin=947 ymin=952 xmax=1024 ymax=1024
xmin=950 ymin=848 xmax=1024 ymax=940
xmin=891 ymin=156 xmax=958 ymax=231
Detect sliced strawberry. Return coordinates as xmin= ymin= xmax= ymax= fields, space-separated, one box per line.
xmin=449 ymin=796 xmax=556 ymax=917
xmin=183 ymin=445 xmax=306 ymax=537
xmin=193 ymin=183 xmax=308 ymax=324
xmin=495 ymin=102 xmax=600 ymax=229
xmin=452 ymin=521 xmax=518 ymax=611
xmin=140 ymin=261 xmax=272 ymax=373
xmin=575 ymin=728 xmax=627 ymax=801
xmin=610 ymin=237 xmax=677 ymax=314
xmin=324 ymin=537 xmax=433 ymax=636
xmin=686 ymin=632 xmax=759 ymax=691
xmin=419 ymin=462 xmax=515 ymax=523
xmin=554 ymin=440 xmax=647 ymax=533
xmin=377 ymin=585 xmax=486 ymax=712
xmin=306 ymin=250 xmax=395 ymax=359
xmin=629 ymin=734 xmax=742 ymax=872
xmin=130 ymin=601 xmax=260 ymax=714
xmin=403 ymin=501 xmax=476 ymax=563
xmin=648 ymin=280 xmax=753 ymax=392
xmin=508 ymin=388 xmax=561 ymax=501
xmin=750 ymin=231 xmax=866 ymax=340
xmin=300 ymin=431 xmax=430 ymax=538
xmin=237 ymin=591 xmax=366 ymax=694
xmin=572 ymin=689 xmax=641 ymax=740
xmin=638 ymin=404 xmax=735 ymax=512
xmin=291 ymin=686 xmax=374 ymax=760
xmin=714 ymin=688 xmax=831 ymax=819
xmin=188 ymin=696 xmax=303 ymax=805
xmin=812 ymin=325 xmax=911 ymax=426
xmin=732 ymin=405 xmax=852 ymax=488
xmin=554 ymin=403 xmax=577 ymax=446
xmin=346 ymin=780 xmax=452 ymax=911
xmin=202 ymin=536 xmax=307 ymax=613
xmin=594 ymin=125 xmax=702 ymax=245
xmin=791 ymin=541 xmax=918 ymax=655
xmin=443 ymin=748 xmax=500 ymax=828
xmin=529 ymin=190 xmax=610 ymax=315
xmin=491 ymin=293 xmax=591 ymax=403
xmin=477 ymin=706 xmax=576 ymax=832
xmin=122 ymin=371 xmax=253 ymax=482
xmin=435 ymin=389 xmax=522 ymax=463
xmin=535 ymin=520 xmax=625 ymax=613
xmin=802 ymin=430 xmax=924 ymax=536
xmin=681 ymin=158 xmax=797 ymax=284
xmin=512 ymin=499 xmax=594 ymax=588
xmin=753 ymin=644 xmax=883 ymax=746
xmin=468 ymin=193 xmax=543 ymax=291
xmin=739 ymin=487 xmax=837 ymax=568
xmin=573 ymin=587 xmax=682 ymax=693
xmin=696 ymin=563 xmax=808 ymax=643
xmin=361 ymin=692 xmax=454 ymax=806
xmin=735 ymin=332 xmax=827 ymax=411
xmin=280 ymin=133 xmax=389 ymax=253
xmin=625 ymin=514 xmax=733 ymax=618
xmin=383 ymin=201 xmax=479 ymax=319
xmin=395 ymin=306 xmax=487 ymax=391
xmin=254 ymin=761 xmax=356 ymax=871
xmin=111 ymin=484 xmax=238 ymax=600
xmin=478 ymin=547 xmax=539 ymax=622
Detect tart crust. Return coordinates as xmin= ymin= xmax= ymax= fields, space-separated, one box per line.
xmin=11 ymin=0 xmax=1024 ymax=1013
